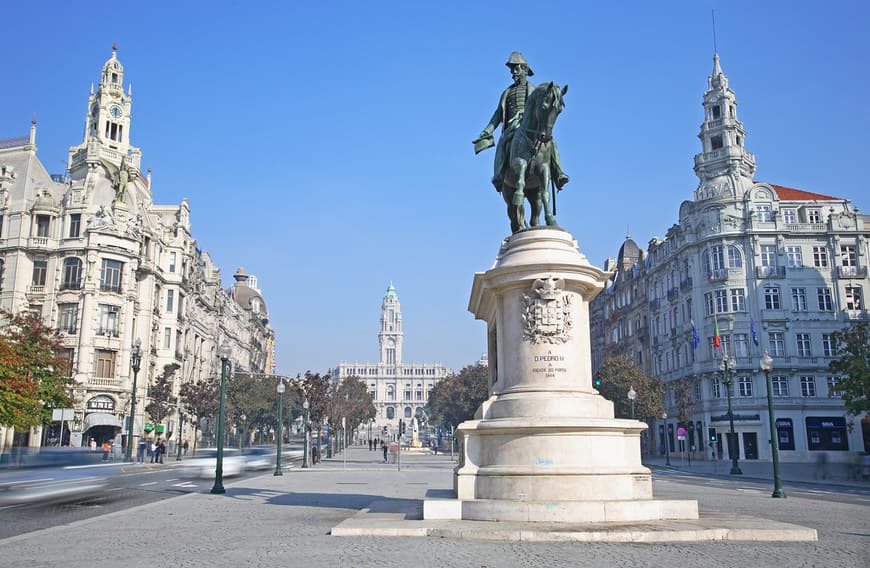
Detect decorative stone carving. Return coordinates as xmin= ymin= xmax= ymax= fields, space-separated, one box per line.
xmin=521 ymin=276 xmax=573 ymax=344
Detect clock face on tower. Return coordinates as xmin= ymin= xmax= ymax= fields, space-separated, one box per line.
xmin=110 ymin=105 xmax=122 ymax=118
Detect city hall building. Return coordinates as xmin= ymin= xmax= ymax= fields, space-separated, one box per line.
xmin=334 ymin=284 xmax=450 ymax=439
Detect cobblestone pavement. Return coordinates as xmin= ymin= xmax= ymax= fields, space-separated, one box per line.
xmin=1 ymin=445 xmax=867 ymax=568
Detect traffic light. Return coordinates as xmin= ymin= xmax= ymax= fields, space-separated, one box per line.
xmin=593 ymin=376 xmax=602 ymax=388
xmin=399 ymin=419 xmax=405 ymax=435
xmin=708 ymin=428 xmax=717 ymax=442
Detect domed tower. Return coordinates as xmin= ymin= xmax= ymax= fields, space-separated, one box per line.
xmin=378 ymin=283 xmax=403 ymax=366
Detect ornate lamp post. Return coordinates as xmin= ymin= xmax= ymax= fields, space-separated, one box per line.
xmin=239 ymin=414 xmax=246 ymax=450
xmin=274 ymin=379 xmax=285 ymax=476
xmin=662 ymin=412 xmax=671 ymax=466
xmin=720 ymin=353 xmax=743 ymax=475
xmin=760 ymin=351 xmax=785 ymax=498
xmin=627 ymin=385 xmax=637 ymax=419
xmin=211 ymin=343 xmax=232 ymax=494
xmin=302 ymin=399 xmax=310 ymax=469
xmin=175 ymin=404 xmax=185 ymax=461
xmin=125 ymin=339 xmax=142 ymax=462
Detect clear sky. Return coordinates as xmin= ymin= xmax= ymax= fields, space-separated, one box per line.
xmin=2 ymin=1 xmax=867 ymax=377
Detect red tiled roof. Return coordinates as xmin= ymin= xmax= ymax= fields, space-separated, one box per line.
xmin=756 ymin=182 xmax=841 ymax=201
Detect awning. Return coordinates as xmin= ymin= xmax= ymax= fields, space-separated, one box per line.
xmin=83 ymin=412 xmax=122 ymax=430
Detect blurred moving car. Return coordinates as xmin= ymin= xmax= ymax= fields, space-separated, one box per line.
xmin=242 ymin=446 xmax=275 ymax=471
xmin=0 ymin=448 xmax=112 ymax=505
xmin=178 ymin=448 xmax=245 ymax=479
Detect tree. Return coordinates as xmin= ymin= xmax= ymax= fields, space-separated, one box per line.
xmin=426 ymin=364 xmax=489 ymax=429
xmin=0 ymin=309 xmax=73 ymax=430
xmin=594 ymin=355 xmax=664 ymax=421
xmin=179 ymin=377 xmax=218 ymax=452
xmin=229 ymin=372 xmax=289 ymax=444
xmin=145 ymin=363 xmax=179 ymax=429
xmin=328 ymin=375 xmax=376 ymax=434
xmin=829 ymin=322 xmax=870 ymax=418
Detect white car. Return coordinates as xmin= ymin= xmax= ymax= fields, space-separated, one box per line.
xmin=178 ymin=448 xmax=245 ymax=479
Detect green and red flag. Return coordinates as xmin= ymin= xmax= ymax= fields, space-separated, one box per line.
xmin=713 ymin=314 xmax=721 ymax=349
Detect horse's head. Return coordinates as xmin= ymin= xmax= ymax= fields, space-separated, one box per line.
xmin=531 ymin=82 xmax=568 ymax=142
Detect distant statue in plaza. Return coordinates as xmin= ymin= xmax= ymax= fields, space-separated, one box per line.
xmin=473 ymin=52 xmax=570 ymax=234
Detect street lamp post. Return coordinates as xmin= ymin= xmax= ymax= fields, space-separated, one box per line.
xmin=125 ymin=339 xmax=142 ymax=462
xmin=760 ymin=351 xmax=785 ymax=498
xmin=720 ymin=353 xmax=743 ymax=475
xmin=211 ymin=343 xmax=232 ymax=494
xmin=175 ymin=404 xmax=185 ymax=461
xmin=302 ymin=399 xmax=310 ymax=469
xmin=627 ymin=385 xmax=637 ymax=420
xmin=239 ymin=414 xmax=246 ymax=450
xmin=274 ymin=379 xmax=285 ymax=476
xmin=662 ymin=412 xmax=671 ymax=466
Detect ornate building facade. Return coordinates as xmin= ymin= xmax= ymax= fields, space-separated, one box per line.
xmin=591 ymin=54 xmax=868 ymax=463
xmin=334 ymin=284 xmax=450 ymax=439
xmin=0 ymin=47 xmax=274 ymax=452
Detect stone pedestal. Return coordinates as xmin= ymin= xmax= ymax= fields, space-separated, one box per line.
xmin=425 ymin=228 xmax=697 ymax=523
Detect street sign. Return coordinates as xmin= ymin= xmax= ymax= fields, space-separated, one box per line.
xmin=676 ymin=427 xmax=687 ymax=440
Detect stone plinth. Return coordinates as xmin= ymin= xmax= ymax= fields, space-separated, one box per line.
xmin=426 ymin=228 xmax=697 ymax=523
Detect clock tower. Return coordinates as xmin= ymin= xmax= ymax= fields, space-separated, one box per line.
xmin=68 ymin=45 xmax=142 ymax=175
xmin=378 ymin=283 xmax=403 ymax=366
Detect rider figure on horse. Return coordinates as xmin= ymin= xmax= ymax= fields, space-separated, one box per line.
xmin=474 ymin=52 xmax=569 ymax=193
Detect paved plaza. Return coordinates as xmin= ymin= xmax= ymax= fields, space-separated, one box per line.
xmin=1 ymin=445 xmax=867 ymax=568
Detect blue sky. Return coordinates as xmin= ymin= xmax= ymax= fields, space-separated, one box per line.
xmin=2 ymin=1 xmax=867 ymax=376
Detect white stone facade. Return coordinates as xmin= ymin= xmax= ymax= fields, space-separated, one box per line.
xmin=0 ymin=48 xmax=274 ymax=452
xmin=591 ymin=54 xmax=868 ymax=463
xmin=335 ymin=284 xmax=450 ymax=438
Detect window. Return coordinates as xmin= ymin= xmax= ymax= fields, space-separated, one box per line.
xmin=58 ymin=303 xmax=79 ymax=333
xmin=817 ymin=288 xmax=833 ymax=311
xmin=35 ymin=215 xmax=50 ymax=237
xmin=58 ymin=348 xmax=75 ymax=377
xmin=712 ymin=105 xmax=721 ymax=119
xmin=764 ymin=287 xmax=781 ymax=310
xmin=769 ymin=332 xmax=785 ymax=357
xmin=163 ymin=327 xmax=171 ymax=349
xmin=704 ymin=292 xmax=715 ymax=316
xmin=404 ymin=385 xmax=412 ymax=400
xmin=840 ymin=245 xmax=857 ymax=267
xmin=807 ymin=209 xmax=821 ymax=223
xmin=97 ymin=304 xmax=120 ymax=336
xmin=386 ymin=385 xmax=395 ymax=401
xmin=61 ymin=258 xmax=83 ymax=290
xmin=760 ymin=245 xmax=777 ymax=267
xmin=711 ymin=380 xmax=721 ymax=399
xmin=800 ymin=376 xmax=816 ymax=397
xmin=796 ymin=333 xmax=811 ymax=357
xmin=711 ymin=135 xmax=723 ymax=150
xmin=714 ymin=290 xmax=728 ymax=313
xmin=812 ymin=246 xmax=828 ymax=267
xmin=386 ymin=407 xmax=395 ymax=420
xmin=69 ymin=214 xmax=81 ymax=238
xmin=827 ymin=376 xmax=843 ymax=398
xmin=727 ymin=246 xmax=743 ymax=268
xmin=791 ymin=288 xmax=808 ymax=311
xmin=772 ymin=376 xmax=789 ymax=397
xmin=738 ymin=376 xmax=752 ymax=397
xmin=32 ymin=260 xmax=47 ymax=286
xmin=822 ymin=334 xmax=835 ymax=357
xmin=169 ymin=252 xmax=176 ymax=273
xmin=415 ymin=384 xmax=423 ymax=400
xmin=709 ymin=246 xmax=725 ymax=272
xmin=782 ymin=209 xmax=797 ymax=224
xmin=404 ymin=406 xmax=412 ymax=419
xmin=845 ymin=286 xmax=863 ymax=310
xmin=100 ymin=259 xmax=123 ymax=292
xmin=167 ymin=289 xmax=174 ymax=312
xmin=756 ymin=204 xmax=773 ymax=222
xmin=95 ymin=349 xmax=116 ymax=378
xmin=730 ymin=289 xmax=745 ymax=312
xmin=786 ymin=246 xmax=803 ymax=268
xmin=734 ymin=334 xmax=749 ymax=357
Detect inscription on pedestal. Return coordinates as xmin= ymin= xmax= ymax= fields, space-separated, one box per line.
xmin=531 ymin=352 xmax=568 ymax=378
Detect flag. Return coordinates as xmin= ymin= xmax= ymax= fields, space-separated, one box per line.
xmin=691 ymin=319 xmax=700 ymax=350
xmin=713 ymin=315 xmax=721 ymax=350
xmin=230 ymin=286 xmax=235 ymax=301
xmin=750 ymin=317 xmax=759 ymax=346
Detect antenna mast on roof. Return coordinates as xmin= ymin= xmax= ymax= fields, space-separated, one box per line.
xmin=711 ymin=9 xmax=718 ymax=54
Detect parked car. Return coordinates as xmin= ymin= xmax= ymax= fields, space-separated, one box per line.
xmin=178 ymin=448 xmax=245 ymax=479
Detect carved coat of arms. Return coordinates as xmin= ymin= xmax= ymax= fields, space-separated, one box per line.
xmin=521 ymin=277 xmax=573 ymax=344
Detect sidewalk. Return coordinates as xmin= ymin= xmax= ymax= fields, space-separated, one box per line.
xmin=642 ymin=454 xmax=870 ymax=489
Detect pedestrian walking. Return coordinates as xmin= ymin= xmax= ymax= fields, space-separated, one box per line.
xmin=182 ymin=439 xmax=189 ymax=456
xmin=382 ymin=441 xmax=388 ymax=464
xmin=89 ymin=438 xmax=97 ymax=452
xmin=102 ymin=441 xmax=110 ymax=461
xmin=150 ymin=440 xmax=157 ymax=463
xmin=157 ymin=439 xmax=166 ymax=463
xmin=137 ymin=439 xmax=147 ymax=463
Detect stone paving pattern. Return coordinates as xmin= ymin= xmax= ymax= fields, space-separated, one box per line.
xmin=2 ymin=445 xmax=867 ymax=568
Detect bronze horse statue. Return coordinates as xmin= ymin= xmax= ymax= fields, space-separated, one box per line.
xmin=500 ymin=82 xmax=568 ymax=234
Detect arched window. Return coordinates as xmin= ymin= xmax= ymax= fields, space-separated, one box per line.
xmin=386 ymin=385 xmax=395 ymax=401
xmin=727 ymin=245 xmax=743 ymax=268
xmin=386 ymin=407 xmax=395 ymax=420
xmin=61 ymin=258 xmax=83 ymax=290
xmin=404 ymin=406 xmax=412 ymax=418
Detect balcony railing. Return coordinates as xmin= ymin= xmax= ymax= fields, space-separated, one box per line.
xmin=89 ymin=377 xmax=117 ymax=387
xmin=838 ymin=266 xmax=868 ymax=279
xmin=100 ymin=284 xmax=122 ymax=293
xmin=708 ymin=268 xmax=728 ymax=282
xmin=845 ymin=310 xmax=868 ymax=321
xmin=756 ymin=266 xmax=786 ymax=279
xmin=680 ymin=277 xmax=693 ymax=291
xmin=29 ymin=236 xmax=50 ymax=247
xmin=27 ymin=285 xmax=46 ymax=295
xmin=60 ymin=280 xmax=82 ymax=291
xmin=96 ymin=328 xmax=120 ymax=337
xmin=783 ymin=223 xmax=825 ymax=233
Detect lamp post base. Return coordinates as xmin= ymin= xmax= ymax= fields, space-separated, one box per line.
xmin=210 ymin=484 xmax=225 ymax=494
xmin=730 ymin=465 xmax=743 ymax=475
xmin=771 ymin=487 xmax=786 ymax=498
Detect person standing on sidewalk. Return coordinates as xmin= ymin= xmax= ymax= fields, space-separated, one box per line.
xmin=382 ymin=441 xmax=388 ymax=464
